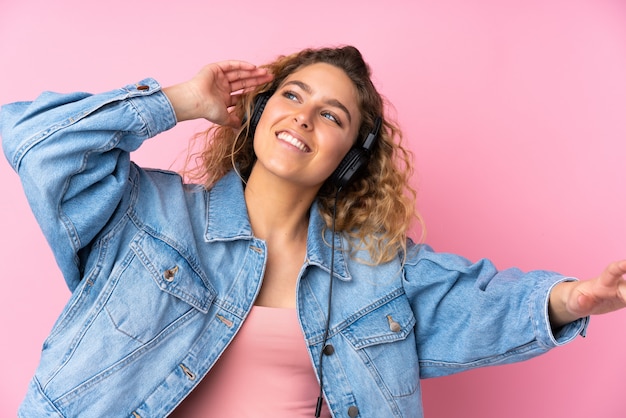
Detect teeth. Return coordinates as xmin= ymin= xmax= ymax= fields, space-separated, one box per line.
xmin=277 ymin=132 xmax=310 ymax=152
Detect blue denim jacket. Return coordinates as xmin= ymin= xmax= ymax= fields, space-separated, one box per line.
xmin=1 ymin=79 xmax=587 ymax=418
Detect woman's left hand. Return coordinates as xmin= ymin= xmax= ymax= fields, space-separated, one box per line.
xmin=549 ymin=260 xmax=626 ymax=328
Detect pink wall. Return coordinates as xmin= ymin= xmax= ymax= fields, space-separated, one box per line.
xmin=1 ymin=0 xmax=625 ymax=416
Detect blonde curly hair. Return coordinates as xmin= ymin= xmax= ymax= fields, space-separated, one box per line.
xmin=185 ymin=45 xmax=423 ymax=264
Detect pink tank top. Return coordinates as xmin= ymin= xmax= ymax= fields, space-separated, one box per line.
xmin=171 ymin=306 xmax=331 ymax=417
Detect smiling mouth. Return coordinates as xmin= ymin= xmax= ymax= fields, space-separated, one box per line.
xmin=276 ymin=131 xmax=311 ymax=152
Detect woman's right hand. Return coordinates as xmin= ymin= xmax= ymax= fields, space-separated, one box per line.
xmin=163 ymin=61 xmax=273 ymax=127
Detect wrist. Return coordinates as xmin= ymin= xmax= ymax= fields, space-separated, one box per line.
xmin=162 ymin=83 xmax=201 ymax=122
xmin=548 ymin=281 xmax=580 ymax=329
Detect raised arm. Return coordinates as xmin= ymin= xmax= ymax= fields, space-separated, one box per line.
xmin=0 ymin=61 xmax=271 ymax=290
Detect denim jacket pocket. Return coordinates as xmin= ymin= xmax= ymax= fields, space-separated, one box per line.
xmin=341 ymin=293 xmax=419 ymax=397
xmin=103 ymin=231 xmax=216 ymax=344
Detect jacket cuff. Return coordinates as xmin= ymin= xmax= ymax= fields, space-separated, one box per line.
xmin=121 ymin=78 xmax=177 ymax=137
xmin=532 ymin=276 xmax=589 ymax=348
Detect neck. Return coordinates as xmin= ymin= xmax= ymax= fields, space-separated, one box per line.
xmin=243 ymin=166 xmax=318 ymax=242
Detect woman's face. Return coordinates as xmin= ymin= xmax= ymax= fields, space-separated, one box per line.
xmin=252 ymin=62 xmax=361 ymax=191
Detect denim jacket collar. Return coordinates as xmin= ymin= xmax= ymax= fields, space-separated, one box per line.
xmin=204 ymin=170 xmax=351 ymax=281
xmin=204 ymin=170 xmax=254 ymax=242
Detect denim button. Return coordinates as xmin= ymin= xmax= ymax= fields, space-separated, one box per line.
xmin=163 ymin=266 xmax=179 ymax=282
xmin=136 ymin=84 xmax=150 ymax=91
xmin=179 ymin=363 xmax=196 ymax=380
xmin=322 ymin=344 xmax=335 ymax=355
xmin=387 ymin=315 xmax=401 ymax=332
xmin=249 ymin=245 xmax=264 ymax=254
xmin=347 ymin=405 xmax=359 ymax=417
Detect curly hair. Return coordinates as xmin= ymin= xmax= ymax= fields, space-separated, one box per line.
xmin=184 ymin=45 xmax=423 ymax=264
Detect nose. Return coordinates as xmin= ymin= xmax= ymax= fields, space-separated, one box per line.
xmin=293 ymin=106 xmax=313 ymax=130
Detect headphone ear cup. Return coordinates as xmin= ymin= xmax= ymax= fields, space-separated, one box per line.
xmin=247 ymin=91 xmax=272 ymax=138
xmin=329 ymin=116 xmax=382 ymax=189
xmin=330 ymin=148 xmax=370 ymax=189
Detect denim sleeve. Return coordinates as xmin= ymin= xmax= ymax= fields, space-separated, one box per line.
xmin=0 ymin=79 xmax=177 ymax=291
xmin=402 ymin=241 xmax=588 ymax=378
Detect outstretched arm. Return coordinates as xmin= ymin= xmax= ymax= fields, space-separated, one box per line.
xmin=163 ymin=60 xmax=273 ymax=126
xmin=549 ymin=260 xmax=626 ymax=329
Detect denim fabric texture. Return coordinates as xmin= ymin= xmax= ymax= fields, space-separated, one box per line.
xmin=1 ymin=80 xmax=587 ymax=418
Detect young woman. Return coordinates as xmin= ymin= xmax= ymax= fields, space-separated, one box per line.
xmin=1 ymin=45 xmax=625 ymax=418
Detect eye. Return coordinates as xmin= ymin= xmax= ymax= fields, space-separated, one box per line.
xmin=321 ymin=111 xmax=342 ymax=126
xmin=282 ymin=90 xmax=299 ymax=101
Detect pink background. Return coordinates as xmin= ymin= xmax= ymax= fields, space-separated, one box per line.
xmin=1 ymin=0 xmax=625 ymax=416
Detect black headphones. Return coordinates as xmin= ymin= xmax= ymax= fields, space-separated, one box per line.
xmin=247 ymin=90 xmax=382 ymax=189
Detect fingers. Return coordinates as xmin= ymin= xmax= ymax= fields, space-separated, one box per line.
xmin=214 ymin=60 xmax=274 ymax=91
xmin=214 ymin=60 xmax=271 ymax=81
xmin=215 ymin=60 xmax=259 ymax=73
xmin=230 ymin=74 xmax=274 ymax=93
xmin=188 ymin=60 xmax=273 ymax=125
xmin=598 ymin=260 xmax=626 ymax=286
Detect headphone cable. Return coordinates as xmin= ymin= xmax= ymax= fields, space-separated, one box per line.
xmin=315 ymin=186 xmax=341 ymax=417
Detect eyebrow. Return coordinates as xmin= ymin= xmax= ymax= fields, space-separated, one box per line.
xmin=283 ymin=80 xmax=353 ymax=124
